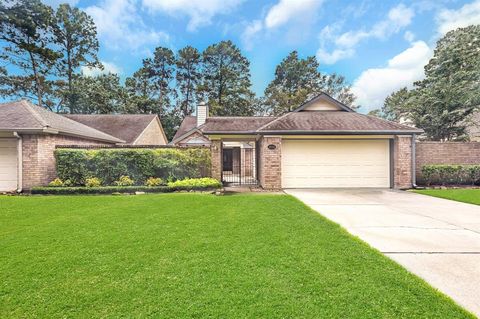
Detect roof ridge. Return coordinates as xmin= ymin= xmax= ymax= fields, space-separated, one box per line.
xmin=361 ymin=113 xmax=418 ymax=130
xmin=255 ymin=112 xmax=292 ymax=132
xmin=21 ymin=100 xmax=48 ymax=127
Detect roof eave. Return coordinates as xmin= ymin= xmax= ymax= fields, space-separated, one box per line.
xmin=256 ymin=130 xmax=424 ymax=135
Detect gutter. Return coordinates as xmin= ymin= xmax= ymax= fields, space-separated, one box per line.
xmin=13 ymin=132 xmax=22 ymax=193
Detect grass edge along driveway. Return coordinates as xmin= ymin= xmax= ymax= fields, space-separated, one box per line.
xmin=413 ymin=189 xmax=480 ymax=206
xmin=0 ymin=193 xmax=474 ymax=318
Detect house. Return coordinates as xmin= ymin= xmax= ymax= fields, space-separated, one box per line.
xmin=0 ymin=100 xmax=167 ymax=192
xmin=172 ymin=93 xmax=423 ymax=189
xmin=64 ymin=114 xmax=167 ymax=145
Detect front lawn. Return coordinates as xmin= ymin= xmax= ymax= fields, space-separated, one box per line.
xmin=413 ymin=189 xmax=480 ymax=205
xmin=0 ymin=194 xmax=472 ymax=318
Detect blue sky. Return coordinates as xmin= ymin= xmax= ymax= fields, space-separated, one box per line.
xmin=43 ymin=0 xmax=480 ymax=111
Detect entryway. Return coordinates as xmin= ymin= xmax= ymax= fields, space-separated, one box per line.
xmin=222 ymin=141 xmax=258 ymax=186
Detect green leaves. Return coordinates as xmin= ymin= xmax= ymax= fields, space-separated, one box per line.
xmin=421 ymin=164 xmax=480 ymax=186
xmin=54 ymin=148 xmax=212 ymax=186
xmin=264 ymin=51 xmax=356 ymax=115
xmin=381 ymin=25 xmax=480 ymax=141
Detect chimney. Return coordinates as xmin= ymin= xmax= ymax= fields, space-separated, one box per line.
xmin=196 ymin=102 xmax=208 ymax=127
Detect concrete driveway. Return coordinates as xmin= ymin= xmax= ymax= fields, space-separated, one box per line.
xmin=285 ymin=188 xmax=480 ymax=316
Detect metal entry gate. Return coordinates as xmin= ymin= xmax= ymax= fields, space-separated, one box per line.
xmin=222 ymin=144 xmax=257 ymax=185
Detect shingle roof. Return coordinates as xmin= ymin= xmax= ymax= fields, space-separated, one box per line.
xmin=257 ymin=112 xmax=423 ymax=134
xmin=64 ymin=114 xmax=158 ymax=144
xmin=172 ymin=115 xmax=197 ymax=142
xmin=200 ymin=116 xmax=276 ymax=134
xmin=0 ymin=100 xmax=124 ymax=143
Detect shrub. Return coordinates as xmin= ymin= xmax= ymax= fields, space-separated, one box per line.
xmin=145 ymin=177 xmax=163 ymax=187
xmin=114 ymin=175 xmax=134 ymax=186
xmin=55 ymin=148 xmax=211 ymax=186
xmin=85 ymin=177 xmax=102 ymax=187
xmin=421 ymin=164 xmax=480 ymax=186
xmin=168 ymin=177 xmax=222 ymax=189
xmin=48 ymin=178 xmax=64 ymax=187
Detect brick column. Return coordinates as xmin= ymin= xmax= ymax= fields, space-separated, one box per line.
xmin=394 ymin=135 xmax=413 ymax=189
xmin=210 ymin=140 xmax=222 ymax=182
xmin=259 ymin=136 xmax=282 ymax=189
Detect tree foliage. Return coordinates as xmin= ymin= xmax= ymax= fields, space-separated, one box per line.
xmin=200 ymin=40 xmax=255 ymax=116
xmin=54 ymin=3 xmax=101 ymax=113
xmin=381 ymin=25 xmax=480 ymax=141
xmin=0 ymin=0 xmax=59 ymax=108
xmin=176 ymin=46 xmax=201 ymax=117
xmin=264 ymin=51 xmax=356 ymax=114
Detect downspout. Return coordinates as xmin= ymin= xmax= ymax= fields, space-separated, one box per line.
xmin=13 ymin=132 xmax=23 ymax=193
xmin=411 ymin=134 xmax=417 ymax=188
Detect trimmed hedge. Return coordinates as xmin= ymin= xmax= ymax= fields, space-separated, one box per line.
xmin=55 ymin=148 xmax=211 ymax=186
xmin=31 ymin=185 xmax=221 ymax=195
xmin=421 ymin=164 xmax=480 ymax=186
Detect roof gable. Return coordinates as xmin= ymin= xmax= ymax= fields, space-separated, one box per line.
xmin=64 ymin=114 xmax=159 ymax=144
xmin=0 ymin=100 xmax=123 ymax=143
xmin=294 ymin=93 xmax=354 ymax=112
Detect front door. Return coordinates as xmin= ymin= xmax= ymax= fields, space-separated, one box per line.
xmin=223 ymin=149 xmax=233 ymax=171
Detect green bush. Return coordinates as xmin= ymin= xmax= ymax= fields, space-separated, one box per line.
xmin=167 ymin=178 xmax=222 ymax=189
xmin=85 ymin=177 xmax=102 ymax=187
xmin=55 ymin=148 xmax=211 ymax=186
xmin=145 ymin=177 xmax=163 ymax=187
xmin=421 ymin=164 xmax=480 ymax=186
xmin=114 ymin=176 xmax=134 ymax=186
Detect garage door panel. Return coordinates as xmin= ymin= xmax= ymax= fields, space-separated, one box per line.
xmin=0 ymin=139 xmax=18 ymax=192
xmin=282 ymin=140 xmax=390 ymax=188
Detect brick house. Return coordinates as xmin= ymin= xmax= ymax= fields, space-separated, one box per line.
xmin=172 ymin=93 xmax=423 ymax=189
xmin=0 ymin=100 xmax=168 ymax=191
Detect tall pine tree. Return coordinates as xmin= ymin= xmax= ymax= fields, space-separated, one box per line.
xmin=200 ymin=40 xmax=255 ymax=116
xmin=176 ymin=46 xmax=201 ymax=117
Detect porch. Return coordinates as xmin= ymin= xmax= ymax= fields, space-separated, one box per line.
xmin=220 ymin=141 xmax=258 ymax=186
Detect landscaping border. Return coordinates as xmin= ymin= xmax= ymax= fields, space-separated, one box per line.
xmin=31 ymin=185 xmax=221 ymax=195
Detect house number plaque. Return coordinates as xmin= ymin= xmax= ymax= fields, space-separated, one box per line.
xmin=267 ymin=144 xmax=276 ymax=150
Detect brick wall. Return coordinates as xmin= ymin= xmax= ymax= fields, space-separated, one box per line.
xmin=21 ymin=134 xmax=110 ymax=189
xmin=134 ymin=119 xmax=167 ymax=145
xmin=394 ymin=136 xmax=412 ymax=189
xmin=258 ymin=136 xmax=282 ymax=189
xmin=210 ymin=140 xmax=222 ymax=182
xmin=415 ymin=142 xmax=480 ymax=184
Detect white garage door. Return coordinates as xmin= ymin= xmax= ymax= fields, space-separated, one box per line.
xmin=282 ymin=139 xmax=390 ymax=188
xmin=0 ymin=139 xmax=18 ymax=192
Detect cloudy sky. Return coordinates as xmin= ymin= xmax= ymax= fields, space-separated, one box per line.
xmin=44 ymin=0 xmax=480 ymax=111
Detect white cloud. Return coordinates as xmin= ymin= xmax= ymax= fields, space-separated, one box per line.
xmin=316 ymin=48 xmax=354 ymax=65
xmin=81 ymin=61 xmax=122 ymax=77
xmin=265 ymin=0 xmax=323 ymax=29
xmin=317 ymin=4 xmax=415 ymax=64
xmin=85 ymin=0 xmax=169 ymax=51
xmin=403 ymin=31 xmax=415 ymax=42
xmin=142 ymin=0 xmax=244 ymax=31
xmin=351 ymin=41 xmax=432 ymax=110
xmin=436 ymin=0 xmax=480 ymax=35
xmin=241 ymin=20 xmax=263 ymax=50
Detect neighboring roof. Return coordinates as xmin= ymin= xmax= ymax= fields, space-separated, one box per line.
xmin=64 ymin=114 xmax=159 ymax=144
xmin=257 ymin=112 xmax=423 ymax=134
xmin=0 ymin=100 xmax=123 ymax=143
xmin=172 ymin=115 xmax=196 ymax=142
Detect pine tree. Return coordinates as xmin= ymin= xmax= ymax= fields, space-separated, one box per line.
xmin=0 ymin=0 xmax=59 ymax=108
xmin=54 ymin=3 xmax=101 ymax=113
xmin=176 ymin=46 xmax=201 ymax=117
xmin=200 ymin=40 xmax=255 ymax=116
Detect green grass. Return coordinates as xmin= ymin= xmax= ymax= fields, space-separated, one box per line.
xmin=0 ymin=194 xmax=472 ymax=318
xmin=413 ymin=189 xmax=480 ymax=205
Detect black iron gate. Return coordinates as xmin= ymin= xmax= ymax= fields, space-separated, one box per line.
xmin=222 ymin=145 xmax=257 ymax=185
